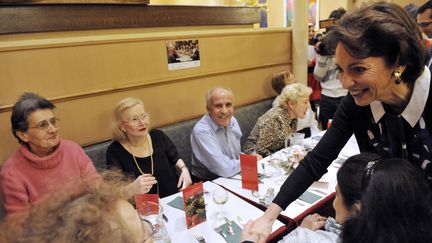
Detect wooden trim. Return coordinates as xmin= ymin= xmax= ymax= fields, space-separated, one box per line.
xmin=0 ymin=61 xmax=291 ymax=112
xmin=1 ymin=0 xmax=149 ymax=4
xmin=0 ymin=5 xmax=260 ymax=35
xmin=0 ymin=28 xmax=291 ymax=52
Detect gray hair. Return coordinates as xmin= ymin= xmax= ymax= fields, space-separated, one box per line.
xmin=205 ymin=86 xmax=234 ymax=109
xmin=111 ymin=97 xmax=147 ymax=142
xmin=278 ymin=83 xmax=312 ymax=109
xmin=11 ymin=92 xmax=55 ymax=144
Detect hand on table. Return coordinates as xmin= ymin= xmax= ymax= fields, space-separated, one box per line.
xmin=300 ymin=213 xmax=327 ymax=231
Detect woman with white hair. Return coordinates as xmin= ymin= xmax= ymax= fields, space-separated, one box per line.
xmin=106 ymin=97 xmax=192 ymax=198
xmin=244 ymin=83 xmax=312 ymax=157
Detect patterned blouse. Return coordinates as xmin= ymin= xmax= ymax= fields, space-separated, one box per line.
xmin=243 ymin=107 xmax=297 ymax=157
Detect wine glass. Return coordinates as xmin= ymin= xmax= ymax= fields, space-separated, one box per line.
xmin=212 ymin=187 xmax=229 ymax=219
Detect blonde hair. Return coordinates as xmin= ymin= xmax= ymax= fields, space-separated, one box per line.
xmin=271 ymin=70 xmax=296 ymax=94
xmin=278 ymin=83 xmax=312 ymax=109
xmin=111 ymin=97 xmax=148 ymax=142
xmin=0 ymin=171 xmax=138 ymax=243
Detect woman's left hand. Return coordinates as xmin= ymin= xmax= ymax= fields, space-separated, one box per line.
xmin=300 ymin=213 xmax=327 ymax=231
xmin=177 ymin=167 xmax=192 ymax=189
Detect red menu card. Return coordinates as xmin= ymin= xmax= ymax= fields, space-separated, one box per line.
xmin=240 ymin=153 xmax=259 ymax=191
xmin=182 ymin=182 xmax=207 ymax=229
xmin=134 ymin=194 xmax=159 ymax=214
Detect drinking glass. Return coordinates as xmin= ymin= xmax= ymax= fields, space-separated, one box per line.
xmin=269 ymin=153 xmax=288 ymax=185
xmin=212 ymin=187 xmax=229 ymax=219
xmin=137 ymin=201 xmax=170 ymax=243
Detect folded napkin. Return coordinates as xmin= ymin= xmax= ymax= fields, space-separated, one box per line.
xmin=167 ymin=196 xmax=184 ymax=211
xmin=299 ymin=191 xmax=322 ymax=204
xmin=220 ymin=221 xmax=242 ymax=243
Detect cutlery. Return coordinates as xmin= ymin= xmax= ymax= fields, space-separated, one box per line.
xmin=193 ymin=233 xmax=206 ymax=243
xmin=214 ymin=226 xmax=227 ymax=239
xmin=224 ymin=217 xmax=235 ymax=235
xmin=162 ymin=213 xmax=169 ymax=223
xmin=237 ymin=215 xmax=246 ymax=227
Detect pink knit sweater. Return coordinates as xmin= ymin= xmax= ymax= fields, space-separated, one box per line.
xmin=0 ymin=139 xmax=99 ymax=215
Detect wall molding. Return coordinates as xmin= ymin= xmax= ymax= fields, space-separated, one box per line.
xmin=0 ymin=28 xmax=291 ymax=52
xmin=0 ymin=4 xmax=260 ymax=35
xmin=0 ymin=61 xmax=291 ymax=112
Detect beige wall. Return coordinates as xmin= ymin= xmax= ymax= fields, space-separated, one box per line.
xmin=0 ymin=27 xmax=292 ymax=164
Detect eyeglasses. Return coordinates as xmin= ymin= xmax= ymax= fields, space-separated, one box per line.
xmin=417 ymin=21 xmax=432 ymax=28
xmin=123 ymin=114 xmax=149 ymax=125
xmin=28 ymin=117 xmax=59 ymax=131
xmin=137 ymin=211 xmax=155 ymax=242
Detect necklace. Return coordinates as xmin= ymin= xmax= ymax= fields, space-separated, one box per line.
xmin=127 ymin=140 xmax=154 ymax=175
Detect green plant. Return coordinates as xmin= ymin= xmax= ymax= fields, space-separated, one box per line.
xmin=238 ymin=0 xmax=268 ymax=12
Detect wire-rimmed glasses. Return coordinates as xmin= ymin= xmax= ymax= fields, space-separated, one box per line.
xmin=123 ymin=113 xmax=150 ymax=126
xmin=28 ymin=117 xmax=59 ymax=131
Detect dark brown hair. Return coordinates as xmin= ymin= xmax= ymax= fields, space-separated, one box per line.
xmin=326 ymin=2 xmax=426 ymax=83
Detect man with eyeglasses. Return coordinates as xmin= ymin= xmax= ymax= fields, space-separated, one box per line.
xmin=418 ymin=1 xmax=432 ymax=38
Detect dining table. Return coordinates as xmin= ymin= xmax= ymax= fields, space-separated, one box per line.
xmin=160 ymin=181 xmax=286 ymax=243
xmin=213 ymin=132 xmax=360 ymax=224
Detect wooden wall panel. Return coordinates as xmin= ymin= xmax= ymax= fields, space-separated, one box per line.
xmin=0 ymin=28 xmax=292 ymax=164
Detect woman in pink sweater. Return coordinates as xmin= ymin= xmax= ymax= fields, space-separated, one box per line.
xmin=0 ymin=93 xmax=155 ymax=215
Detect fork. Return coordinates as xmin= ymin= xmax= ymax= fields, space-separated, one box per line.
xmin=214 ymin=226 xmax=227 ymax=239
xmin=224 ymin=217 xmax=235 ymax=235
xmin=193 ymin=233 xmax=206 ymax=243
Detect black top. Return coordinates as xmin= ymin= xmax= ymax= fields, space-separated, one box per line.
xmin=274 ymin=82 xmax=432 ymax=210
xmin=106 ymin=129 xmax=180 ymax=198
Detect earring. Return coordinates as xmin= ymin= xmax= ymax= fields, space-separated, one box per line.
xmin=394 ymin=69 xmax=402 ymax=85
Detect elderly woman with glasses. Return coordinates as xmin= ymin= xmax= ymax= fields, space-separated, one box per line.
xmin=0 ymin=92 xmax=100 ymax=215
xmin=106 ymin=97 xmax=192 ymax=198
xmin=0 ymin=93 xmax=151 ymax=215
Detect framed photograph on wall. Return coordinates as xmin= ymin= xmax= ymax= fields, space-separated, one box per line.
xmin=166 ymin=40 xmax=200 ymax=71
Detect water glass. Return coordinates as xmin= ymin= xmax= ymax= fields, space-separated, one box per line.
xmin=212 ymin=187 xmax=229 ymax=218
xmin=137 ymin=201 xmax=171 ymax=243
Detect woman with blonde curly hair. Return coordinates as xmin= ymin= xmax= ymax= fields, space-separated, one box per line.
xmin=244 ymin=83 xmax=312 ymax=157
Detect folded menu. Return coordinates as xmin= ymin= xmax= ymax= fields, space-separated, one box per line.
xmin=182 ymin=182 xmax=207 ymax=229
xmin=134 ymin=194 xmax=159 ymax=214
xmin=240 ymin=154 xmax=258 ymax=191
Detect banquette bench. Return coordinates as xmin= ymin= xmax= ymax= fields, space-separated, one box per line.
xmin=83 ymin=98 xmax=273 ymax=171
xmin=0 ymin=99 xmax=272 ymax=221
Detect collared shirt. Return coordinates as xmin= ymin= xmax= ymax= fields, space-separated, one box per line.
xmin=370 ymin=67 xmax=430 ymax=127
xmin=366 ymin=67 xmax=432 ymax=179
xmin=190 ymin=114 xmax=242 ymax=180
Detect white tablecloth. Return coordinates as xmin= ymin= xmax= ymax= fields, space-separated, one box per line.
xmin=160 ymin=181 xmax=285 ymax=243
xmin=213 ymin=132 xmax=360 ymax=219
